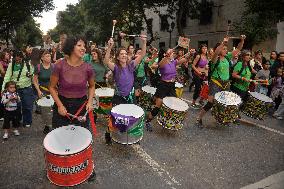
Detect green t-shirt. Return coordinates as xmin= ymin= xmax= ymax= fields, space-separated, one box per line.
xmin=269 ymin=60 xmax=276 ymax=67
xmin=83 ymin=53 xmax=92 ymax=63
xmin=89 ymin=61 xmax=107 ymax=83
xmin=211 ymin=52 xmax=232 ymax=81
xmin=232 ymin=62 xmax=252 ymax=91
xmin=135 ymin=56 xmax=147 ymax=78
xmin=34 ymin=63 xmax=52 ymax=88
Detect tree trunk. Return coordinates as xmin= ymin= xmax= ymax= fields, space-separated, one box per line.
xmin=176 ymin=0 xmax=185 ymax=36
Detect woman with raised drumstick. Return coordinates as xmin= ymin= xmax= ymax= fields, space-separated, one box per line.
xmin=195 ymin=35 xmax=246 ymax=128
xmin=145 ymin=49 xmax=191 ymax=131
xmin=104 ymin=35 xmax=147 ymax=143
xmin=49 ymin=36 xmax=95 ymax=128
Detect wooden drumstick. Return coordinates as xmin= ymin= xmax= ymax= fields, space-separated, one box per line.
xmin=226 ymin=20 xmax=232 ymax=37
xmin=111 ymin=20 xmax=117 ymax=38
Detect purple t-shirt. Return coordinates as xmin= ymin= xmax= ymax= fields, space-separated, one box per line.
xmin=114 ymin=60 xmax=135 ymax=96
xmin=198 ymin=58 xmax=208 ymax=68
xmin=159 ymin=59 xmax=177 ymax=81
xmin=52 ymin=59 xmax=94 ymax=98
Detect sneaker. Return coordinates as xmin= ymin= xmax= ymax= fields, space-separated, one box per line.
xmin=3 ymin=132 xmax=8 ymax=140
xmin=0 ymin=118 xmax=4 ymax=121
xmin=273 ymin=114 xmax=283 ymax=120
xmin=43 ymin=126 xmax=50 ymax=134
xmin=25 ymin=124 xmax=31 ymax=128
xmin=191 ymin=103 xmax=200 ymax=110
xmin=199 ymin=100 xmax=205 ymax=107
xmin=195 ymin=119 xmax=203 ymax=129
xmin=145 ymin=122 xmax=153 ymax=132
xmin=105 ymin=132 xmax=112 ymax=145
xmin=13 ymin=130 xmax=20 ymax=136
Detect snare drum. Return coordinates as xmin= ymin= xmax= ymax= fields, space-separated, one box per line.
xmin=139 ymin=85 xmax=156 ymax=111
xmin=212 ymin=91 xmax=242 ymax=124
xmin=94 ymin=87 xmax=114 ymax=115
xmin=175 ymin=82 xmax=184 ymax=98
xmin=157 ymin=97 xmax=189 ymax=130
xmin=37 ymin=95 xmax=54 ymax=107
xmin=109 ymin=104 xmax=144 ymax=144
xmin=242 ymin=92 xmax=274 ymax=120
xmin=43 ymin=126 xmax=93 ymax=186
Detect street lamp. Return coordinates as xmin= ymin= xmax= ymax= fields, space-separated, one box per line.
xmin=168 ymin=21 xmax=175 ymax=48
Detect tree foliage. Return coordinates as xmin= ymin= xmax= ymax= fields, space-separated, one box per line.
xmin=234 ymin=0 xmax=284 ymax=49
xmin=0 ymin=0 xmax=54 ymax=47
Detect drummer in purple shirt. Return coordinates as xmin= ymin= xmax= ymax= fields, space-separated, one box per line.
xmin=103 ymin=35 xmax=146 ymax=144
xmin=145 ymin=48 xmax=191 ymax=131
xmin=49 ymin=36 xmax=95 ymax=128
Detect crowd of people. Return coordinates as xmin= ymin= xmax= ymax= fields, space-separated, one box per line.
xmin=0 ymin=33 xmax=283 ymax=142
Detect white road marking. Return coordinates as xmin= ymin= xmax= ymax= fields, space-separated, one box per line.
xmin=239 ymin=119 xmax=284 ymax=136
xmin=132 ymin=144 xmax=181 ymax=189
xmin=240 ymin=171 xmax=284 ymax=189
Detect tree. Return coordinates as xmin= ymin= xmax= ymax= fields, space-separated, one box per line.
xmin=0 ymin=0 xmax=54 ymax=46
xmin=234 ymin=0 xmax=284 ymax=49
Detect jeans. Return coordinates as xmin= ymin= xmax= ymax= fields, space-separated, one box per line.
xmin=18 ymin=86 xmax=35 ymax=125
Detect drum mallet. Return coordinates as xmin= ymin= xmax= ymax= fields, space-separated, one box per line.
xmin=119 ymin=32 xmax=143 ymax=38
xmin=226 ymin=20 xmax=232 ymax=37
xmin=111 ymin=20 xmax=117 ymax=38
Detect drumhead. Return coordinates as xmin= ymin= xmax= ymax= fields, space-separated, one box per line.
xmin=163 ymin=97 xmax=189 ymax=112
xmin=111 ymin=104 xmax=144 ymax=118
xmin=249 ymin=92 xmax=273 ymax=103
xmin=142 ymin=85 xmax=156 ymax=95
xmin=37 ymin=95 xmax=54 ymax=107
xmin=215 ymin=91 xmax=242 ymax=105
xmin=95 ymin=87 xmax=114 ymax=97
xmin=43 ymin=126 xmax=92 ymax=155
xmin=175 ymin=82 xmax=183 ymax=88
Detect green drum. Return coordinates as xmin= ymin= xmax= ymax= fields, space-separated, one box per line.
xmin=109 ymin=104 xmax=145 ymax=145
xmin=212 ymin=91 xmax=242 ymax=125
xmin=242 ymin=92 xmax=274 ymax=120
xmin=94 ymin=88 xmax=114 ymax=115
xmin=157 ymin=97 xmax=189 ymax=130
xmin=138 ymin=85 xmax=156 ymax=111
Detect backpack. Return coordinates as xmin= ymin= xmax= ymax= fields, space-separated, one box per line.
xmin=208 ymin=56 xmax=231 ymax=81
xmin=231 ymin=62 xmax=252 ymax=85
xmin=11 ymin=60 xmax=31 ymax=82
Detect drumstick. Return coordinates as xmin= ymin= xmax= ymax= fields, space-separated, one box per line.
xmin=119 ymin=32 xmax=145 ymax=38
xmin=95 ymin=82 xmax=105 ymax=89
xmin=40 ymin=86 xmax=49 ymax=92
xmin=111 ymin=20 xmax=117 ymax=38
xmin=226 ymin=20 xmax=232 ymax=37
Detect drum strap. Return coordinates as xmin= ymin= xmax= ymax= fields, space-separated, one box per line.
xmin=211 ymin=79 xmax=230 ymax=90
xmin=88 ymin=110 xmax=97 ymax=136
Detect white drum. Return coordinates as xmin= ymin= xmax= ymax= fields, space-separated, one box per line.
xmin=94 ymin=87 xmax=114 ymax=115
xmin=157 ymin=97 xmax=189 ymax=130
xmin=37 ymin=95 xmax=54 ymax=107
xmin=110 ymin=104 xmax=145 ymax=144
xmin=175 ymin=82 xmax=184 ymax=98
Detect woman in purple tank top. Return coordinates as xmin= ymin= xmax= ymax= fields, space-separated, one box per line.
xmin=191 ymin=44 xmax=209 ymax=108
xmin=49 ymin=36 xmax=95 ymax=129
xmin=145 ymin=48 xmax=191 ymax=131
xmin=103 ymin=36 xmax=147 ymax=144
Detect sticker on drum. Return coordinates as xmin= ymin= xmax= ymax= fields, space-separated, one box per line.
xmin=110 ymin=104 xmax=145 ymax=144
xmin=175 ymin=82 xmax=183 ymax=88
xmin=95 ymin=87 xmax=114 ymax=97
xmin=142 ymin=85 xmax=156 ymax=95
xmin=43 ymin=126 xmax=94 ymax=186
xmin=37 ymin=95 xmax=54 ymax=107
xmin=214 ymin=91 xmax=242 ymax=106
xmin=249 ymin=92 xmax=273 ymax=103
xmin=163 ymin=97 xmax=189 ymax=112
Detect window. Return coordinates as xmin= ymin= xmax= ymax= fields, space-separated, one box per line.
xmin=135 ymin=44 xmax=139 ymax=49
xmin=199 ymin=0 xmax=213 ymax=25
xmin=159 ymin=42 xmax=166 ymax=49
xmin=181 ymin=12 xmax=187 ymax=28
xmin=160 ymin=15 xmax=169 ymax=31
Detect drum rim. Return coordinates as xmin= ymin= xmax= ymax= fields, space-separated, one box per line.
xmin=95 ymin=87 xmax=115 ymax=97
xmin=162 ymin=96 xmax=189 ymax=111
xmin=175 ymin=82 xmax=183 ymax=88
xmin=214 ymin=91 xmax=242 ymax=106
xmin=141 ymin=85 xmax=156 ymax=95
xmin=43 ymin=126 xmax=92 ymax=155
xmin=249 ymin=91 xmax=273 ymax=103
xmin=37 ymin=95 xmax=54 ymax=106
xmin=111 ymin=104 xmax=144 ymax=118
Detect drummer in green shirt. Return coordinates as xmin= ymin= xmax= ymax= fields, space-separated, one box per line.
xmin=89 ymin=48 xmax=108 ymax=88
xmin=231 ymin=50 xmax=256 ymax=101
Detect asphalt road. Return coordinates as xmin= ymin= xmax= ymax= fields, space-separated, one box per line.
xmin=0 ymin=89 xmax=283 ymax=189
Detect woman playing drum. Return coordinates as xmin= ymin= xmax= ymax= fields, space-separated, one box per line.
xmin=49 ymin=36 xmax=95 ymax=128
xmin=145 ymin=48 xmax=190 ymax=131
xmin=195 ymin=35 xmax=246 ymax=128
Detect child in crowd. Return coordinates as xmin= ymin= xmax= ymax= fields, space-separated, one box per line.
xmin=2 ymin=81 xmax=21 ymax=140
xmin=270 ymin=68 xmax=283 ymax=110
xmin=255 ymin=60 xmax=270 ymax=95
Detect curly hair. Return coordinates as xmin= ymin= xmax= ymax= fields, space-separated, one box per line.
xmin=62 ymin=36 xmax=87 ymax=56
xmin=91 ymin=48 xmax=103 ymax=65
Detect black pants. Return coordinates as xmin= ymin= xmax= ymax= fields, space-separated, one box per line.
xmin=52 ymin=95 xmax=88 ymax=129
xmin=155 ymin=80 xmax=176 ymax=99
xmin=192 ymin=73 xmax=203 ymax=101
xmin=3 ymin=109 xmax=20 ymax=129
